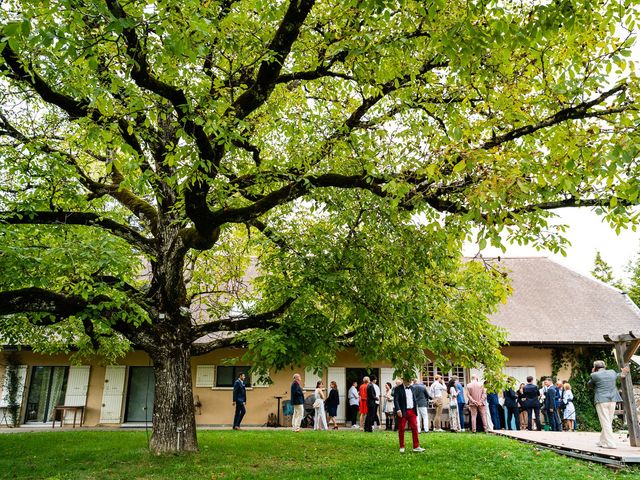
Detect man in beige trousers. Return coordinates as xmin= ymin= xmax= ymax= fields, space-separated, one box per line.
xmin=589 ymin=360 xmax=630 ymax=448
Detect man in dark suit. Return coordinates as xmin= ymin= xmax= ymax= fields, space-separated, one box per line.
xmin=232 ymin=372 xmax=246 ymax=430
xmin=503 ymin=380 xmax=520 ymax=430
xmin=392 ymin=378 xmax=424 ymax=453
xmin=543 ymin=377 xmax=560 ymax=431
xmin=523 ymin=376 xmax=541 ymax=431
xmin=290 ymin=373 xmax=305 ymax=432
xmin=365 ymin=378 xmax=377 ymax=432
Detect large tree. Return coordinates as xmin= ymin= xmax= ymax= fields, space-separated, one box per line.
xmin=0 ymin=0 xmax=638 ymax=453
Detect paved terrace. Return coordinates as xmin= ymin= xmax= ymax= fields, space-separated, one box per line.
xmin=493 ymin=430 xmax=640 ymax=467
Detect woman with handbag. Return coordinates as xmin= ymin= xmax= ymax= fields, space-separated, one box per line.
xmin=313 ymin=380 xmax=328 ymax=430
xmin=447 ymin=378 xmax=461 ymax=431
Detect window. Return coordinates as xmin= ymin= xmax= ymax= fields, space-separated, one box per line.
xmin=421 ymin=363 xmax=466 ymax=385
xmin=215 ymin=366 xmax=251 ymax=387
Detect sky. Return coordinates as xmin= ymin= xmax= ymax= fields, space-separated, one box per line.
xmin=462 ymin=207 xmax=640 ymax=282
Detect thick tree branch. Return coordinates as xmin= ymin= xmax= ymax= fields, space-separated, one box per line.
xmin=0 ymin=211 xmax=154 ymax=254
xmin=233 ymin=0 xmax=316 ymax=120
xmin=1 ymin=41 xmax=156 ymax=183
xmin=0 ymin=287 xmax=90 ymax=318
xmin=192 ymin=298 xmax=295 ymax=339
xmin=191 ymin=335 xmax=240 ymax=356
xmin=104 ymin=0 xmax=218 ymax=168
xmin=1 ymin=43 xmax=92 ymax=119
xmin=0 ymin=286 xmax=152 ymax=347
xmin=0 ymin=113 xmax=160 ymax=232
xmin=482 ymin=84 xmax=629 ymax=150
xmin=511 ymin=196 xmax=635 ymax=214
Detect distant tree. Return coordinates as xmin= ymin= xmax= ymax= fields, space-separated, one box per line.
xmin=591 ymin=251 xmax=617 ymax=284
xmin=625 ymin=251 xmax=640 ymax=306
xmin=591 ymin=248 xmax=640 ymax=303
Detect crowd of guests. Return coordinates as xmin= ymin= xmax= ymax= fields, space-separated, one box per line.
xmin=234 ymin=360 xmax=630 ymax=451
xmin=288 ymin=373 xmax=581 ymax=434
xmin=511 ymin=376 xmax=576 ymax=432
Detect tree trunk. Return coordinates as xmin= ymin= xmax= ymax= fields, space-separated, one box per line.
xmin=148 ymin=345 xmax=198 ymax=454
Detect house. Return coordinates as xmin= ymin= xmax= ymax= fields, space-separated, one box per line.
xmin=1 ymin=257 xmax=639 ymax=427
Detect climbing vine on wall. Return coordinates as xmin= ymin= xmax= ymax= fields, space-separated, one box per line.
xmin=3 ymin=354 xmax=21 ymax=427
xmin=551 ymin=347 xmax=630 ymax=431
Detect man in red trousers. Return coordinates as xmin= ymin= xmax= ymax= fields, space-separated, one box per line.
xmin=392 ymin=378 xmax=425 ymax=453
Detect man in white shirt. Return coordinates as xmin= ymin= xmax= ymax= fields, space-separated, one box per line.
xmin=430 ymin=375 xmax=447 ymax=431
xmin=372 ymin=376 xmax=381 ymax=429
xmin=347 ymin=381 xmax=360 ymax=428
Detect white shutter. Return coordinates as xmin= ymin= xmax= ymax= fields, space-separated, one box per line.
xmin=0 ymin=365 xmax=27 ymax=424
xmin=380 ymin=368 xmax=395 ymax=390
xmin=64 ymin=366 xmax=91 ymax=406
xmin=195 ymin=365 xmax=215 ymax=388
xmin=327 ymin=367 xmax=346 ymax=422
xmin=503 ymin=366 xmax=536 ymax=388
xmin=304 ymin=367 xmax=322 ymax=390
xmin=63 ymin=366 xmax=91 ymax=423
xmin=100 ymin=366 xmax=126 ymax=423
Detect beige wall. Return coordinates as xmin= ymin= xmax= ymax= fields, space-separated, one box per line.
xmin=0 ymin=345 xmax=566 ymax=427
xmin=502 ymin=346 xmax=572 ymax=381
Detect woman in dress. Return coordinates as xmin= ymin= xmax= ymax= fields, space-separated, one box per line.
xmin=314 ymin=380 xmax=328 ymax=430
xmin=447 ymin=378 xmax=461 ymax=431
xmin=562 ymin=383 xmax=576 ymax=431
xmin=325 ymin=380 xmax=340 ymax=430
xmin=383 ymin=382 xmax=395 ymax=430
xmin=358 ymin=376 xmax=369 ymax=429
xmin=517 ymin=383 xmax=528 ymax=430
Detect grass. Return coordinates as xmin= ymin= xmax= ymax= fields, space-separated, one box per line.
xmin=1 ymin=429 xmax=640 ymax=479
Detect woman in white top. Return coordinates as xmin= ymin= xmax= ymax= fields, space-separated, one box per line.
xmin=562 ymin=383 xmax=576 ymax=431
xmin=314 ymin=381 xmax=328 ymax=430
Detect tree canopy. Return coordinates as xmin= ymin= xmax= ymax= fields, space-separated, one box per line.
xmin=0 ymin=0 xmax=639 ymax=453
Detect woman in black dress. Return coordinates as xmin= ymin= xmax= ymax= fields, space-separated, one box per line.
xmin=325 ymin=380 xmax=340 ymax=430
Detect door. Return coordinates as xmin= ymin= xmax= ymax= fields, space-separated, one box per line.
xmin=345 ymin=368 xmax=380 ymax=406
xmin=24 ymin=366 xmax=69 ymax=423
xmin=100 ymin=366 xmax=126 ymax=423
xmin=124 ymin=367 xmax=154 ymax=422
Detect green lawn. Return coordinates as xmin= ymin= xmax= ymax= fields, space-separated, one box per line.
xmin=1 ymin=429 xmax=639 ymax=479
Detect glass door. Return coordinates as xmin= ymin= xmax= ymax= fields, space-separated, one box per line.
xmin=124 ymin=367 xmax=154 ymax=422
xmin=25 ymin=366 xmax=69 ymax=423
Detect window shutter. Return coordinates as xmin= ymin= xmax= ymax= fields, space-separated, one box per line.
xmin=304 ymin=367 xmax=322 ymax=390
xmin=195 ymin=365 xmax=215 ymax=388
xmin=64 ymin=366 xmax=91 ymax=407
xmin=327 ymin=367 xmax=346 ymax=422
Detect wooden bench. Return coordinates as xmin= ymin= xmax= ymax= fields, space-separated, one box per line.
xmin=52 ymin=406 xmax=84 ymax=428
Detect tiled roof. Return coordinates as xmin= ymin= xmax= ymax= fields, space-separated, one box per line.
xmin=487 ymin=257 xmax=640 ymax=345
